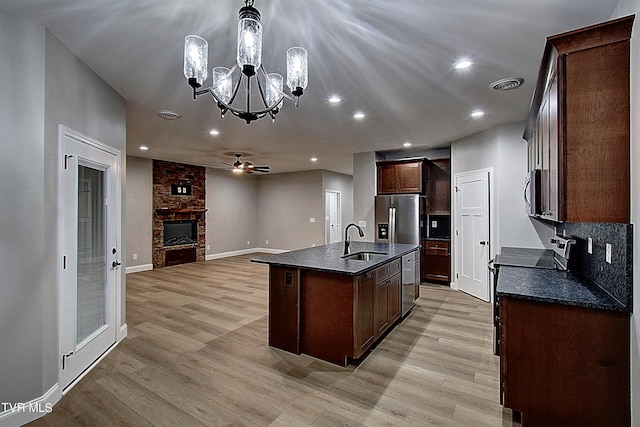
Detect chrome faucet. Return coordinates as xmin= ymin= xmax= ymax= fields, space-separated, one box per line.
xmin=344 ymin=223 xmax=365 ymax=255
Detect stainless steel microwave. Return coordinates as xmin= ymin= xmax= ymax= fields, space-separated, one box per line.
xmin=525 ymin=169 xmax=542 ymax=216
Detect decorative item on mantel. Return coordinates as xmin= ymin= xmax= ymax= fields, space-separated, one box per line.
xmin=183 ymin=0 xmax=308 ymax=124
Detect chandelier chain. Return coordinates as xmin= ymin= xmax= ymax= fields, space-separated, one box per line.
xmin=245 ymin=0 xmax=254 ymax=7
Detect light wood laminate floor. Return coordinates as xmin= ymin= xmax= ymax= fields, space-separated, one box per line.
xmin=29 ymin=254 xmax=519 ymax=426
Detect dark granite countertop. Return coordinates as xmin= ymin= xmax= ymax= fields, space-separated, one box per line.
xmin=423 ymin=237 xmax=450 ymax=242
xmin=496 ymin=265 xmax=628 ymax=313
xmin=251 ymin=242 xmax=419 ymax=275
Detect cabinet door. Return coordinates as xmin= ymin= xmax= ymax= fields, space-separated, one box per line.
xmin=388 ymin=274 xmax=401 ymax=324
xmin=377 ymin=164 xmax=398 ymax=194
xmin=423 ymin=241 xmax=450 ymax=282
xmin=374 ymin=280 xmax=389 ymax=336
xmin=269 ymin=267 xmax=300 ymax=354
xmin=547 ymin=72 xmax=559 ymax=221
xmin=354 ymin=272 xmax=375 ymax=357
xmin=398 ymin=162 xmax=423 ymax=193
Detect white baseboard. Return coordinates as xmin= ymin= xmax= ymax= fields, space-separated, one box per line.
xmin=205 ymin=247 xmax=286 ymax=261
xmin=117 ymin=323 xmax=128 ymax=342
xmin=126 ymin=263 xmax=153 ymax=274
xmin=0 ymin=384 xmax=61 ymax=427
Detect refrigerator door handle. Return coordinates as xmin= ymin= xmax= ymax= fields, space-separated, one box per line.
xmin=389 ymin=207 xmax=396 ymax=243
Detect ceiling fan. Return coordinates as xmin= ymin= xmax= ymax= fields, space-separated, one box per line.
xmin=212 ymin=153 xmax=271 ymax=174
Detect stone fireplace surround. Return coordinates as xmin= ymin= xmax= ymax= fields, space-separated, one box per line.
xmin=152 ymin=160 xmax=206 ymax=268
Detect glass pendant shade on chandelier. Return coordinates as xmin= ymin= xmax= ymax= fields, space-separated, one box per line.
xmin=183 ymin=0 xmax=308 ymax=124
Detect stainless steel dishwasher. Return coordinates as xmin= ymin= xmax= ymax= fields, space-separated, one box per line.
xmin=401 ymin=251 xmax=418 ymax=316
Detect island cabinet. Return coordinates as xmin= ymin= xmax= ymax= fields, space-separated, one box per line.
xmin=499 ymin=297 xmax=630 ymax=426
xmin=376 ymin=158 xmax=426 ymax=194
xmin=269 ymin=257 xmax=403 ymax=366
xmin=524 ymin=15 xmax=633 ymax=223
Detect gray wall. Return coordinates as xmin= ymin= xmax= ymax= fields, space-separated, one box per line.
xmin=451 ymin=122 xmax=554 ymax=261
xmin=322 ymin=171 xmax=354 ymax=243
xmin=126 ymin=157 xmax=153 ymax=267
xmin=206 ymin=170 xmax=259 ymax=254
xmin=611 ymin=1 xmax=639 ymax=423
xmin=0 ymin=11 xmax=126 ymax=410
xmin=0 ymin=11 xmax=46 ymax=405
xmin=258 ymin=170 xmax=325 ymax=250
xmin=352 ymin=152 xmax=383 ymax=242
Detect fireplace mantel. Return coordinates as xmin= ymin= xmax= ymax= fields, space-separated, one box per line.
xmin=156 ymin=208 xmax=207 ymax=214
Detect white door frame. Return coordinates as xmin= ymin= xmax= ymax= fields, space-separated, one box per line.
xmin=57 ymin=125 xmax=124 ymax=392
xmin=452 ymin=167 xmax=493 ymax=302
xmin=325 ymin=190 xmax=342 ymax=244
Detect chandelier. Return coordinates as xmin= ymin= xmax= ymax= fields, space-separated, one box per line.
xmin=183 ymin=0 xmax=308 ymax=124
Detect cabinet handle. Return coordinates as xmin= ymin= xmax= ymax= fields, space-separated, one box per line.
xmin=479 ymin=241 xmax=487 ymax=246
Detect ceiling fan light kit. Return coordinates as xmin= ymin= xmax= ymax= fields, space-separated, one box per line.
xmin=183 ymin=0 xmax=308 ymax=124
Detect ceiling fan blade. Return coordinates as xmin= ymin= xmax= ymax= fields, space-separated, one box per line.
xmin=252 ymin=166 xmax=271 ymax=172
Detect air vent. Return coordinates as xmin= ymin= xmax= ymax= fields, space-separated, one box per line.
xmin=490 ymin=77 xmax=524 ymax=91
xmin=156 ymin=110 xmax=182 ymax=120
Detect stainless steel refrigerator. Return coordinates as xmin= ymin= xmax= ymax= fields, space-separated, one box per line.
xmin=375 ymin=194 xmax=424 ymax=316
xmin=374 ymin=194 xmax=424 ymax=245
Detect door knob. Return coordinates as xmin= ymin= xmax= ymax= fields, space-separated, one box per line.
xmin=112 ymin=260 xmax=122 ymax=268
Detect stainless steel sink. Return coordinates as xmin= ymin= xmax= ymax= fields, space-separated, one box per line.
xmin=341 ymin=251 xmax=387 ymax=261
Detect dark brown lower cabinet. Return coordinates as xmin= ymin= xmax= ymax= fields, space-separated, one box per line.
xmin=500 ymin=297 xmax=630 ymax=426
xmin=422 ymin=240 xmax=450 ymax=282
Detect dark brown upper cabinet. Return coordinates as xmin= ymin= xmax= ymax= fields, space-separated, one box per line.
xmin=426 ymin=159 xmax=450 ymax=214
xmin=524 ymin=15 xmax=633 ymax=223
xmin=376 ymin=158 xmax=426 ymax=194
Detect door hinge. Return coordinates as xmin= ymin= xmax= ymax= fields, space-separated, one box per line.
xmin=62 ymin=351 xmax=74 ymax=370
xmin=456 ymin=273 xmax=459 ymax=279
xmin=105 ymin=197 xmax=109 ymax=206
xmin=63 ymin=255 xmax=67 ymax=270
xmin=64 ymin=154 xmax=74 ymax=170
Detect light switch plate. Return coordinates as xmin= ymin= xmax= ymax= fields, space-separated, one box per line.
xmin=606 ymin=243 xmax=612 ymax=264
xmin=587 ymin=238 xmax=592 ymax=254
xmin=310 ymin=218 xmax=316 ymax=223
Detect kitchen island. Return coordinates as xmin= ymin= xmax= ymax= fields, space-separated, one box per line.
xmin=252 ymin=242 xmax=419 ymax=366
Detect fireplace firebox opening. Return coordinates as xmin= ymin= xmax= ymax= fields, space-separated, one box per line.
xmin=163 ymin=220 xmax=197 ymax=247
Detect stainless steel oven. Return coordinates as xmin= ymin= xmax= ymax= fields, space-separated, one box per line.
xmin=490 ymin=236 xmax=575 ymax=355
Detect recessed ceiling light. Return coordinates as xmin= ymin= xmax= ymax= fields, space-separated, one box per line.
xmin=139 ymin=145 xmax=149 ymax=151
xmin=471 ymin=110 xmax=485 ymax=118
xmin=310 ymin=157 xmax=318 ymax=162
xmin=403 ymin=141 xmax=412 ymax=148
xmin=353 ymin=112 xmax=365 ymax=120
xmin=328 ymin=96 xmax=342 ymax=104
xmin=156 ymin=110 xmax=182 ymax=120
xmin=209 ymin=129 xmax=220 ymax=136
xmin=454 ymin=59 xmax=475 ymax=70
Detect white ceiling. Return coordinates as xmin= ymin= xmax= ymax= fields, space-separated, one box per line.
xmin=1 ymin=0 xmax=620 ymax=174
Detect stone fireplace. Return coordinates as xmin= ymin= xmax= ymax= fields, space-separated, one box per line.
xmin=152 ymin=160 xmax=206 ymax=268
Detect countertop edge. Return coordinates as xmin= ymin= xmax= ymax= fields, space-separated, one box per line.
xmin=250 ymin=243 xmax=419 ymax=276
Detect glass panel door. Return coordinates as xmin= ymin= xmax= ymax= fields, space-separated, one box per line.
xmin=76 ymin=165 xmax=107 ymax=345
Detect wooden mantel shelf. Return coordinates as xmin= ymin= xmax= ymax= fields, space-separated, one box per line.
xmin=155 ymin=208 xmax=207 ymax=214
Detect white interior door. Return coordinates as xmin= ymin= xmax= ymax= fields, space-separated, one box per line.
xmin=454 ymin=170 xmax=490 ymax=301
xmin=59 ymin=127 xmax=120 ymax=390
xmin=325 ymin=191 xmax=341 ymax=244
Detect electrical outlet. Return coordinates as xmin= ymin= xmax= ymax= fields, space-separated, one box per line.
xmin=310 ymin=218 xmax=316 ymax=223
xmin=358 ymin=220 xmax=366 ymax=227
xmin=247 ymin=240 xmax=250 ymax=246
xmin=132 ymin=253 xmax=137 ymax=260
xmin=266 ymin=240 xmax=269 ymax=245
xmin=206 ymin=245 xmax=210 ymax=250
xmin=587 ymin=238 xmax=592 ymax=254
xmin=606 ymin=243 xmax=612 ymax=264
